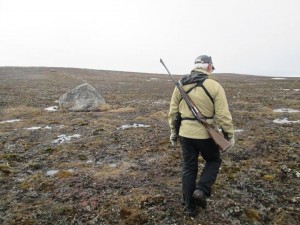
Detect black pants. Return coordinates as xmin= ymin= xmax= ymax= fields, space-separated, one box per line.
xmin=180 ymin=137 xmax=221 ymax=210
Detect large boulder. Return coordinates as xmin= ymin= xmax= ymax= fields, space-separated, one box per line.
xmin=59 ymin=83 xmax=105 ymax=112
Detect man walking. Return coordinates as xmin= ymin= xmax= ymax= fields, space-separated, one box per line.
xmin=168 ymin=55 xmax=235 ymax=216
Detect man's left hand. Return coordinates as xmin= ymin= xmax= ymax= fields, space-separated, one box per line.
xmin=170 ymin=131 xmax=178 ymax=147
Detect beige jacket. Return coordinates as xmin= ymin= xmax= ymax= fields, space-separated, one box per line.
xmin=168 ymin=69 xmax=234 ymax=139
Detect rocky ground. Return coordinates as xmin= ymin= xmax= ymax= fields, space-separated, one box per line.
xmin=0 ymin=67 xmax=299 ymax=225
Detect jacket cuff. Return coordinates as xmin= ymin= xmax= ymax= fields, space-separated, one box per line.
xmin=170 ymin=128 xmax=177 ymax=135
xmin=227 ymin=133 xmax=234 ymax=140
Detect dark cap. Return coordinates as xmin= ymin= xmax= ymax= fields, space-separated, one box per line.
xmin=195 ymin=55 xmax=215 ymax=70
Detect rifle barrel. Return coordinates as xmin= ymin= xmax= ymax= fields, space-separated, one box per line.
xmin=160 ymin=59 xmax=178 ymax=84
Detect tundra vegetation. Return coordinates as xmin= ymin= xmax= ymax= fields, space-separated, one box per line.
xmin=0 ymin=67 xmax=299 ymax=224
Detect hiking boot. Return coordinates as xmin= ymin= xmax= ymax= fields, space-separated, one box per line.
xmin=184 ymin=208 xmax=198 ymax=217
xmin=193 ymin=189 xmax=207 ymax=209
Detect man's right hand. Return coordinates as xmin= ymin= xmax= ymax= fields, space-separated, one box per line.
xmin=170 ymin=131 xmax=178 ymax=147
xmin=228 ymin=134 xmax=235 ymax=148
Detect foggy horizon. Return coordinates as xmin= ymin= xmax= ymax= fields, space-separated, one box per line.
xmin=1 ymin=0 xmax=300 ymax=77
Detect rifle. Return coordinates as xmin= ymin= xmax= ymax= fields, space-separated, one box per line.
xmin=160 ymin=59 xmax=231 ymax=151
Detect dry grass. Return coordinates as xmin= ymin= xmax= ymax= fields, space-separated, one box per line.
xmin=2 ymin=106 xmax=42 ymax=118
xmin=108 ymin=107 xmax=136 ymax=113
xmin=93 ymin=162 xmax=133 ymax=180
xmin=149 ymin=110 xmax=168 ymax=119
xmin=98 ymin=103 xmax=111 ymax=111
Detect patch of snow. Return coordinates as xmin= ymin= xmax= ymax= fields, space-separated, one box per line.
xmin=118 ymin=123 xmax=150 ymax=130
xmin=150 ymin=78 xmax=158 ymax=80
xmin=54 ymin=100 xmax=59 ymax=103
xmin=271 ymin=78 xmax=286 ymax=80
xmin=45 ymin=106 xmax=58 ymax=112
xmin=44 ymin=125 xmax=64 ymax=130
xmin=46 ymin=170 xmax=59 ymax=176
xmin=109 ymin=163 xmax=117 ymax=168
xmin=273 ymin=108 xmax=300 ymax=113
xmin=86 ymin=160 xmax=93 ymax=164
xmin=46 ymin=169 xmax=74 ymax=176
xmin=52 ymin=134 xmax=81 ymax=144
xmin=25 ymin=125 xmax=64 ymax=130
xmin=282 ymin=89 xmax=300 ymax=91
xmin=273 ymin=118 xmax=300 ymax=124
xmin=0 ymin=119 xmax=21 ymax=124
xmin=15 ymin=177 xmax=25 ymax=182
xmin=26 ymin=126 xmax=42 ymax=130
xmin=153 ymin=100 xmax=168 ymax=104
xmin=234 ymin=129 xmax=244 ymax=133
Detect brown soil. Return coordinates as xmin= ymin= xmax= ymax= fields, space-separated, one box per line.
xmin=0 ymin=67 xmax=299 ymax=224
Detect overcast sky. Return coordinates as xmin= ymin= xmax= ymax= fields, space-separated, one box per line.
xmin=0 ymin=0 xmax=299 ymax=76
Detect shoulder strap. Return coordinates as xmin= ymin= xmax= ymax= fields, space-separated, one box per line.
xmin=179 ymin=78 xmax=214 ymax=104
xmin=179 ymin=78 xmax=215 ymax=119
xmin=197 ymin=82 xmax=214 ymax=104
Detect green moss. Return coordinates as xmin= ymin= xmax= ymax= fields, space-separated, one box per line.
xmin=23 ymin=220 xmax=36 ymax=225
xmin=71 ymin=118 xmax=88 ymax=126
xmin=245 ymin=208 xmax=261 ymax=221
xmin=227 ymin=174 xmax=236 ymax=181
xmin=222 ymin=166 xmax=241 ymax=174
xmin=262 ymin=174 xmax=275 ymax=181
xmin=53 ymin=204 xmax=75 ymax=215
xmin=19 ymin=174 xmax=40 ymax=190
xmin=120 ymin=208 xmax=132 ymax=218
xmin=44 ymin=147 xmax=56 ymax=154
xmin=78 ymin=154 xmax=88 ymax=160
xmin=0 ymin=163 xmax=12 ymax=175
xmin=22 ymin=143 xmax=32 ymax=151
xmin=19 ymin=172 xmax=52 ymax=191
xmin=28 ymin=162 xmax=43 ymax=170
xmin=0 ymin=153 xmax=18 ymax=161
xmin=55 ymin=170 xmax=73 ymax=179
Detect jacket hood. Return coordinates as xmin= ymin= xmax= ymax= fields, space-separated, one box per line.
xmin=180 ymin=68 xmax=216 ymax=85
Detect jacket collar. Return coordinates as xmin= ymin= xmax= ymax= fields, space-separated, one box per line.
xmin=191 ymin=68 xmax=217 ymax=80
xmin=191 ymin=68 xmax=210 ymax=75
xmin=180 ymin=68 xmax=217 ymax=85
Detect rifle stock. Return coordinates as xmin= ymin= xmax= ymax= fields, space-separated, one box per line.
xmin=160 ymin=59 xmax=231 ymax=151
xmin=205 ymin=125 xmax=231 ymax=151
